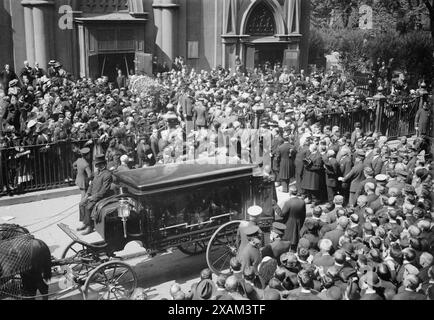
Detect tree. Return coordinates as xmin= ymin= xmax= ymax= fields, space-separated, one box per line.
xmin=423 ymin=0 xmax=434 ymax=43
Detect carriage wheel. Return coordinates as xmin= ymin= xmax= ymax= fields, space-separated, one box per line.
xmin=61 ymin=241 xmax=99 ymax=278
xmin=83 ymin=261 xmax=137 ymax=301
xmin=206 ymin=221 xmax=242 ymax=275
xmin=178 ymin=241 xmax=208 ymax=256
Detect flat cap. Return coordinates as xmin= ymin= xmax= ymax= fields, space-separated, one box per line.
xmin=245 ymin=225 xmax=260 ymax=237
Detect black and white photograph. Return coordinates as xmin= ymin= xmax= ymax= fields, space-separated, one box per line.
xmin=0 ymin=0 xmax=433 ymax=305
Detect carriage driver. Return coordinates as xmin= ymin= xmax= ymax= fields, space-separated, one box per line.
xmin=236 ymin=206 xmax=263 ymax=256
xmin=77 ymin=154 xmax=113 ymax=235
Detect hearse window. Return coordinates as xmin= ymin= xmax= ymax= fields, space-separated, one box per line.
xmin=148 ymin=183 xmax=243 ymax=231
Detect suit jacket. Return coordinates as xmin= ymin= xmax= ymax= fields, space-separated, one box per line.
xmin=86 ymin=168 xmax=113 ymax=202
xmin=73 ymin=158 xmax=92 ymax=190
xmin=343 ymin=162 xmax=365 ymax=193
xmin=261 ymin=239 xmax=291 ymax=262
xmin=371 ymin=156 xmax=384 ymax=176
xmin=339 ymin=156 xmax=352 ymax=189
xmin=301 ymin=151 xmax=323 ymax=191
xmin=277 ymin=142 xmax=296 ymax=180
xmin=279 ymin=196 xmax=306 ymax=245
xmin=324 ymin=157 xmax=340 ymax=188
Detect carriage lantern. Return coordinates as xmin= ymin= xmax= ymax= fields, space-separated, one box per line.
xmin=118 ymin=199 xmax=131 ymax=239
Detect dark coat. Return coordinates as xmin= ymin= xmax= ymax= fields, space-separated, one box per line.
xmin=238 ymin=243 xmax=261 ymax=273
xmin=343 ymin=162 xmax=365 ymax=193
xmin=301 ymin=151 xmax=323 ymax=191
xmin=324 ymin=157 xmax=340 ymax=188
xmin=279 ymin=196 xmax=306 ymax=245
xmin=339 ymin=155 xmax=352 ymax=190
xmin=371 ymin=156 xmax=384 ymax=176
xmin=261 ymin=239 xmax=291 ymax=262
xmin=73 ymin=158 xmax=92 ymax=190
xmin=277 ymin=142 xmax=296 ymax=180
xmin=271 ymin=135 xmax=284 ymax=172
xmin=86 ymin=168 xmax=113 ymax=202
xmin=312 ymin=253 xmax=335 ymax=271
xmin=236 ymin=220 xmax=257 ymax=255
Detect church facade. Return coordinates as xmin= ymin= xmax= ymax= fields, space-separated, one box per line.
xmin=1 ymin=0 xmax=310 ymax=82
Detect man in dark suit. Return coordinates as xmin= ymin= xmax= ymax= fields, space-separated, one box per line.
xmin=340 ymin=151 xmax=366 ymax=207
xmin=278 ymin=186 xmax=306 ymax=250
xmin=180 ymin=88 xmax=194 ymax=134
xmin=339 ymin=148 xmax=352 ymax=205
xmin=78 ymin=154 xmax=113 ymax=235
xmin=294 ymin=140 xmax=309 ymax=196
xmin=301 ymin=144 xmax=323 ymax=205
xmin=238 ymin=225 xmax=262 ymax=273
xmin=193 ymin=100 xmax=208 ymax=130
xmin=370 ymin=148 xmax=384 ymax=176
xmin=277 ymin=134 xmax=296 ymax=193
xmin=324 ymin=150 xmax=340 ymax=204
xmin=0 ymin=64 xmax=18 ymax=93
xmin=271 ymin=129 xmax=284 ymax=184
xmin=73 ymin=148 xmax=92 ymax=200
xmin=261 ymin=222 xmax=291 ymax=262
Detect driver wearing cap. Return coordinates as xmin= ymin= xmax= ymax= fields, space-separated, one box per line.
xmin=237 ymin=225 xmax=262 ymax=273
xmin=261 ymin=222 xmax=290 ymax=262
xmin=236 ymin=205 xmax=263 ymax=255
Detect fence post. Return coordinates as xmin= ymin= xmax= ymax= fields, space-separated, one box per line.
xmin=373 ymin=86 xmax=386 ymax=135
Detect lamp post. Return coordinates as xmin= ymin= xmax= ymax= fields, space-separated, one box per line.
xmin=373 ymin=86 xmax=386 ymax=134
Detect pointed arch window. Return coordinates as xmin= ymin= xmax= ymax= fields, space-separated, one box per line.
xmin=246 ymin=2 xmax=276 ymax=36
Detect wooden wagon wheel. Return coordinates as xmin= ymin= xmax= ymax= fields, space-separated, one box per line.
xmin=83 ymin=261 xmax=137 ymax=301
xmin=178 ymin=241 xmax=208 ymax=256
xmin=206 ymin=221 xmax=242 ymax=275
xmin=61 ymin=241 xmax=102 ymax=278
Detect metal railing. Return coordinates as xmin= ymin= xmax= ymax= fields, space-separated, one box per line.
xmin=378 ymin=97 xmax=423 ymax=139
xmin=0 ymin=140 xmax=90 ymax=196
xmin=319 ymin=108 xmax=377 ymax=135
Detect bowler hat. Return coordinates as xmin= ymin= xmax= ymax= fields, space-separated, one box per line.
xmin=94 ymin=154 xmax=107 ymax=165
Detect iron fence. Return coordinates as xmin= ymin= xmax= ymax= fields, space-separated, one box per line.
xmin=319 ymin=108 xmax=377 ymax=135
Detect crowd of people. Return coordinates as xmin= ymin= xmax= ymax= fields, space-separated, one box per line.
xmin=0 ymin=56 xmax=430 ymax=194
xmin=157 ymin=133 xmax=434 ymax=300
xmin=0 ymin=55 xmax=433 ymax=299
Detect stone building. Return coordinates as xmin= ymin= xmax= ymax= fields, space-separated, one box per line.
xmin=0 ymin=0 xmax=310 ymax=82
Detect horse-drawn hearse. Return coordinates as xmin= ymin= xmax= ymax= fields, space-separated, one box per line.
xmin=0 ymin=161 xmax=277 ymax=300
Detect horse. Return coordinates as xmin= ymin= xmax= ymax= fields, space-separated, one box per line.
xmin=0 ymin=224 xmax=52 ymax=300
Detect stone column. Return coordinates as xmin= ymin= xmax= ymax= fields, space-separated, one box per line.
xmin=21 ymin=1 xmax=54 ymax=70
xmin=153 ymin=0 xmax=179 ymax=68
xmin=23 ymin=5 xmax=35 ymax=66
xmin=153 ymin=1 xmax=163 ymax=60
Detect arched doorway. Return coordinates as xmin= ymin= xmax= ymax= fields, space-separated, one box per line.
xmin=243 ymin=1 xmax=286 ymax=70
